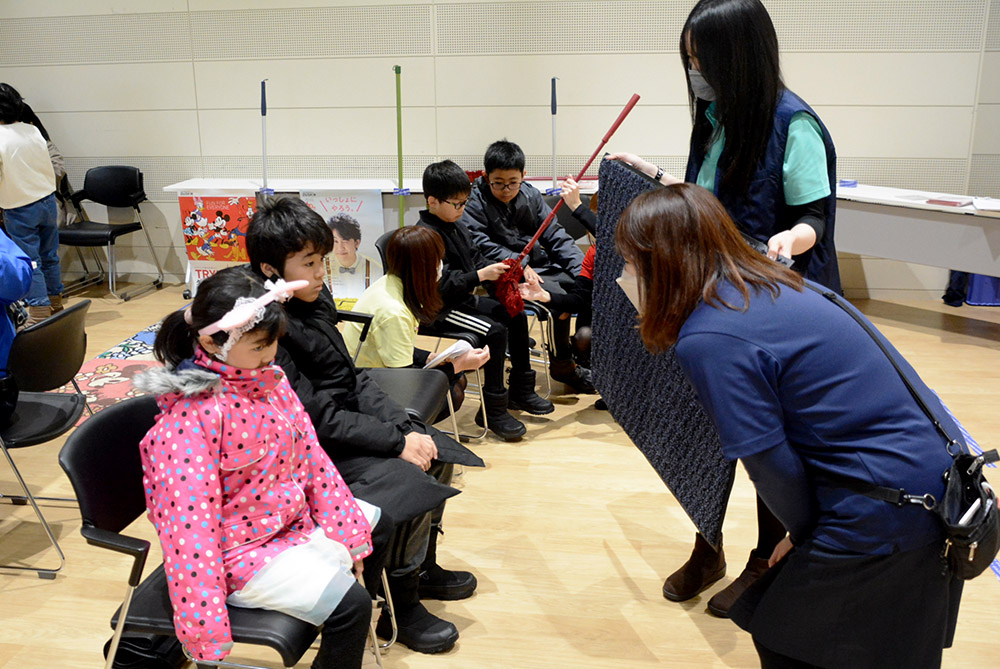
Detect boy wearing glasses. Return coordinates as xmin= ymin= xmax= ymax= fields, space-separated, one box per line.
xmin=463 ymin=140 xmax=594 ymax=394
xmin=418 ymin=160 xmax=553 ymax=441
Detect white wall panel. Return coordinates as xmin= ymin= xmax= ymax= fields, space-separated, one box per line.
xmin=2 ymin=64 xmax=197 ymax=113
xmin=45 ymin=112 xmax=202 ymax=157
xmin=973 ymin=104 xmax=1000 ymax=152
xmin=819 ymin=106 xmax=973 ymax=158
xmin=194 ymin=58 xmax=437 ymax=109
xmin=434 ymin=55 xmax=683 ymax=108
xmin=198 ymin=108 xmax=437 ymax=156
xmin=979 ymin=53 xmax=1000 ymax=103
xmin=435 ymin=105 xmax=690 ymax=157
xmin=0 ymin=1 xmax=186 ymax=19
xmin=783 ymin=53 xmax=980 ymax=106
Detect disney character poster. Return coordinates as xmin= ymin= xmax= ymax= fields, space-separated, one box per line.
xmin=300 ymin=190 xmax=385 ymax=309
xmin=179 ymin=195 xmax=255 ymax=262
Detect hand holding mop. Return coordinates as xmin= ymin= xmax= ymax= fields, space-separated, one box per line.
xmin=494 ymin=93 xmax=641 ymax=317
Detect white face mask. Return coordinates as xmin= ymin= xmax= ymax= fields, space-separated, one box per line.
xmin=436 ymin=261 xmax=443 ymax=281
xmin=687 ymin=68 xmax=716 ymax=101
xmin=615 ymin=267 xmax=642 ymax=313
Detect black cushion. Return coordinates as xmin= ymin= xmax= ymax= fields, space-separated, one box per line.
xmin=0 ymin=392 xmax=85 ymax=449
xmin=364 ymin=367 xmax=449 ymax=424
xmin=60 ymin=221 xmax=143 ymax=247
xmin=111 ymin=565 xmax=320 ymax=668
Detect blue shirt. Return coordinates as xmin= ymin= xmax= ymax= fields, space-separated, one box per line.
xmin=674 ymin=279 xmax=953 ymax=555
xmin=1 ymin=231 xmax=32 ymax=376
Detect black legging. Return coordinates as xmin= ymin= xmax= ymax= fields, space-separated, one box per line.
xmin=440 ymin=296 xmax=530 ymax=391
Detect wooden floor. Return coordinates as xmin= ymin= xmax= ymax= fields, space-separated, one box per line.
xmin=2 ymin=283 xmax=999 ymax=668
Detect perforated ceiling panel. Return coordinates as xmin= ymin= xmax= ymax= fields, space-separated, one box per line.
xmin=64 ymin=157 xmax=205 ymax=203
xmin=189 ymin=6 xmax=433 ymax=59
xmin=0 ymin=13 xmax=191 ymax=65
xmin=436 ymin=0 xmax=987 ymax=55
xmin=836 ymin=157 xmax=968 ymax=193
xmin=202 ymin=155 xmax=432 ymax=180
xmin=987 ymin=0 xmax=1000 ymax=49
xmin=969 ymin=154 xmax=1000 ymax=197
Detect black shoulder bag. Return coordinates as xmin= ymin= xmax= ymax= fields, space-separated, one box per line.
xmin=805 ymin=282 xmax=999 ymax=579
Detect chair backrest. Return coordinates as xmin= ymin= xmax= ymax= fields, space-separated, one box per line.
xmin=82 ymin=166 xmax=147 ymax=208
xmin=8 ymin=299 xmax=90 ymax=392
xmin=58 ymin=395 xmax=159 ymax=533
xmin=542 ymin=194 xmax=591 ymax=241
xmin=374 ymin=230 xmax=392 ymax=274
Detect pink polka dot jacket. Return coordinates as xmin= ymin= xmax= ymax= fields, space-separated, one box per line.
xmin=134 ymin=349 xmax=373 ymax=661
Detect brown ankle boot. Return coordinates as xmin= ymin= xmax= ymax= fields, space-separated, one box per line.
xmin=662 ymin=533 xmax=726 ymax=602
xmin=24 ymin=305 xmax=52 ymax=328
xmin=48 ymin=294 xmax=64 ymax=313
xmin=706 ymin=550 xmax=770 ymax=618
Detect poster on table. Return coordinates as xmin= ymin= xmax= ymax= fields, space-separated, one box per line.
xmin=300 ymin=190 xmax=385 ymax=310
xmin=177 ymin=192 xmax=257 ymax=296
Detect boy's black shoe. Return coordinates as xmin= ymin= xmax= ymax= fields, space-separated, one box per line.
xmin=549 ymin=359 xmax=596 ymax=394
xmin=419 ymin=564 xmax=478 ymax=600
xmin=507 ymin=370 xmax=555 ymax=415
xmin=376 ymin=603 xmax=459 ymax=654
xmin=476 ymin=389 xmax=527 ymax=441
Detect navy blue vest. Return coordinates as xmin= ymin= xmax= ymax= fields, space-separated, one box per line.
xmin=684 ymin=90 xmax=842 ymax=293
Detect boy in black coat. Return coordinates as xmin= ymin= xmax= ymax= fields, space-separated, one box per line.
xmin=247 ymin=196 xmax=478 ymax=654
xmin=462 ymin=140 xmax=594 ymax=393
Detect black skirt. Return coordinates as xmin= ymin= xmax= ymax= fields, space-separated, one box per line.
xmin=729 ymin=540 xmax=963 ymax=669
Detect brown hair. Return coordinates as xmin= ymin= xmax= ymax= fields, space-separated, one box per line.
xmin=386 ymin=226 xmax=446 ymax=324
xmin=615 ymin=183 xmax=802 ymax=352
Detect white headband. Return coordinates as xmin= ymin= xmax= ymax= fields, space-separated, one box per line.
xmin=198 ymin=278 xmax=307 ymax=361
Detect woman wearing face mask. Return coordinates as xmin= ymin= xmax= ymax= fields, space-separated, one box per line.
xmin=609 ymin=0 xmax=841 ymax=618
xmin=343 ymin=226 xmax=490 ymax=412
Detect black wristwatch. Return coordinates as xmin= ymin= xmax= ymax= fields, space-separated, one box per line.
xmin=653 ymin=166 xmax=664 ymax=182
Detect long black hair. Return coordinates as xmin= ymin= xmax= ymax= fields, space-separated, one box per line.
xmin=153 ymin=266 xmax=285 ymax=368
xmin=681 ymin=0 xmax=783 ymax=197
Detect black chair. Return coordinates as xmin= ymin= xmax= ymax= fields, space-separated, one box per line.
xmin=373 ymin=231 xmax=487 ymax=440
xmin=58 ymin=396 xmax=385 ymax=669
xmin=0 ymin=299 xmax=91 ymax=579
xmin=61 ymin=166 xmax=164 ymax=301
xmin=542 ymin=193 xmax=592 ymax=242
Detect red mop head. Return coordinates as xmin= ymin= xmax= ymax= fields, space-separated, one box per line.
xmin=496 ymin=258 xmax=525 ymax=316
xmin=494 ymin=93 xmax=640 ymax=317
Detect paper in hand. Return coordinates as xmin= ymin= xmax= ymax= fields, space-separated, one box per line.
xmin=423 ymin=339 xmax=473 ymax=369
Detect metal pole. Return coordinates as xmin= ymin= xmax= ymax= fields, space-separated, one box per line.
xmin=394 ymin=65 xmax=405 ymax=228
xmin=260 ymin=79 xmax=268 ymax=191
xmin=551 ymin=77 xmax=558 ymax=191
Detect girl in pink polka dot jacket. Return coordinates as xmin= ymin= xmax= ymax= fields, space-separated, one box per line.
xmin=134 ymin=267 xmax=389 ymax=667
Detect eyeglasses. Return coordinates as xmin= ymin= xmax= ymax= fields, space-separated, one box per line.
xmin=489 ymin=181 xmax=522 ymax=192
xmin=443 ymin=199 xmax=468 ymax=210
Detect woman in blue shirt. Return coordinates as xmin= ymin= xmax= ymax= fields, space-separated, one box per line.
xmin=610 ymin=0 xmax=841 ymax=616
xmin=616 ymin=183 xmax=963 ymax=668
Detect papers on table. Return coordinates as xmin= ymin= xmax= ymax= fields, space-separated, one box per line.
xmin=973 ymin=197 xmax=1000 ymax=212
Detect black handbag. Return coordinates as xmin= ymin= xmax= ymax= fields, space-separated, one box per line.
xmin=805 ymin=283 xmax=999 ymax=579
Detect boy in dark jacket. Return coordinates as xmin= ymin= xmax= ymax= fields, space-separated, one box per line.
xmin=247 ymin=196 xmax=478 ymax=655
xmin=462 ymin=140 xmax=594 ymax=392
xmin=417 ymin=160 xmax=558 ymax=441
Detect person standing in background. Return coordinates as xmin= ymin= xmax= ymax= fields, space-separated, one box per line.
xmin=0 ymin=84 xmax=63 ymax=327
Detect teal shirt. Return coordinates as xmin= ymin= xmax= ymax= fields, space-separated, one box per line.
xmin=696 ymin=104 xmax=831 ymax=206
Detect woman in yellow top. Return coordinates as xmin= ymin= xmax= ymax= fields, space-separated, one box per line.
xmin=343 ymin=226 xmax=489 ymax=410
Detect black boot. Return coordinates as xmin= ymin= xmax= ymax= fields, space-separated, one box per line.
xmin=507 ymin=369 xmax=555 ymax=415
xmin=419 ymin=525 xmax=477 ymax=601
xmin=549 ymin=358 xmax=596 ymax=394
xmin=475 ymin=388 xmax=526 ymax=441
xmin=376 ymin=570 xmax=459 ymax=654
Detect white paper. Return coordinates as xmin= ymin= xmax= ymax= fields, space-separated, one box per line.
xmin=973 ymin=197 xmax=1000 ymax=212
xmin=423 ymin=339 xmax=473 ymax=369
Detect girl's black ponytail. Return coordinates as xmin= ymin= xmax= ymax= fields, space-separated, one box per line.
xmin=152 ymin=309 xmax=198 ymax=368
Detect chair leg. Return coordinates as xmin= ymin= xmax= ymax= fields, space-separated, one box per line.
xmin=104 ymin=583 xmax=138 ymax=669
xmin=378 ymin=569 xmax=397 ymax=650
xmin=438 ymin=368 xmax=488 ymax=442
xmin=72 ymin=378 xmax=95 ymax=417
xmin=61 ymin=246 xmax=105 ymax=295
xmin=357 ymin=573 xmax=385 ymax=668
xmin=0 ymin=439 xmax=66 ymax=579
xmin=115 ymin=210 xmax=164 ymax=302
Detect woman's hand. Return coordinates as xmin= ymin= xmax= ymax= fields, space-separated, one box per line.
xmin=522 ymin=265 xmax=543 ymax=285
xmin=559 ymin=177 xmax=583 ymax=210
xmin=606 ymin=152 xmax=681 ymax=184
xmin=518 ymin=281 xmax=551 ymax=303
xmin=769 ymin=535 xmax=794 ymax=567
xmin=453 ymin=345 xmax=490 ymax=372
xmin=477 ymin=262 xmax=509 ymax=282
xmin=767 ymin=223 xmax=817 ymax=260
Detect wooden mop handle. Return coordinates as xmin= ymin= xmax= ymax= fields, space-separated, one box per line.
xmin=516 ymin=93 xmax=640 ymax=262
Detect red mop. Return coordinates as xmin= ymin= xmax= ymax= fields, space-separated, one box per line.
xmin=495 ymin=93 xmax=641 ymax=316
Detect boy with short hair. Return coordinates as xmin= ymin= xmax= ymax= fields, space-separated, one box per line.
xmin=246 ymin=196 xmax=478 ymax=655
xmin=417 ymin=160 xmax=554 ymax=441
xmin=462 ymin=140 xmax=594 ymax=392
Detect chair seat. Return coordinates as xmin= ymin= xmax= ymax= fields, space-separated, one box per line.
xmin=111 ymin=565 xmax=320 ymax=667
xmin=417 ymin=325 xmax=483 ymax=348
xmin=60 ymin=221 xmax=142 ymax=246
xmin=0 ymin=392 xmax=86 ymax=449
xmin=364 ymin=367 xmax=449 ymax=424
